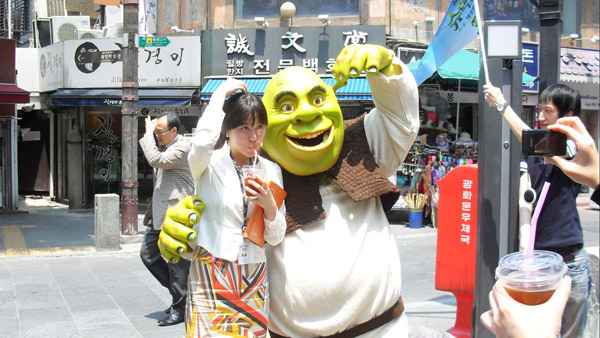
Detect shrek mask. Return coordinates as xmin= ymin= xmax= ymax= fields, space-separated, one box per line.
xmin=262 ymin=67 xmax=344 ymax=176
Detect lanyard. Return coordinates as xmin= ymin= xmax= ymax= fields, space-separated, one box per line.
xmin=232 ymin=160 xmax=249 ymax=231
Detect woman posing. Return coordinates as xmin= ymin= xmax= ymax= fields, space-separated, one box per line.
xmin=186 ymin=78 xmax=286 ymax=337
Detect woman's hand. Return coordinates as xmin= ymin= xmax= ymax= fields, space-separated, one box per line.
xmin=480 ymin=277 xmax=571 ymax=338
xmin=546 ymin=116 xmax=600 ymax=188
xmin=212 ymin=77 xmax=247 ymax=103
xmin=245 ymin=178 xmax=277 ymax=221
xmin=483 ymin=84 xmax=507 ymax=109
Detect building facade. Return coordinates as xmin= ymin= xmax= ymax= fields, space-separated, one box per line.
xmin=8 ymin=0 xmax=600 ymax=207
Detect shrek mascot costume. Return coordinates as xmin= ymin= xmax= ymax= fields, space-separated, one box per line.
xmin=159 ymin=44 xmax=420 ymax=337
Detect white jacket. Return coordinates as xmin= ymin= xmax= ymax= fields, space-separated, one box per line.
xmin=187 ymin=104 xmax=286 ymax=263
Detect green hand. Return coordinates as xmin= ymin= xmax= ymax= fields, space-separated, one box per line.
xmin=158 ymin=195 xmax=205 ymax=263
xmin=331 ymin=44 xmax=401 ymax=91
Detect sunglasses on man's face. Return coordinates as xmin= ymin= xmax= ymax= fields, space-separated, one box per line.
xmin=154 ymin=127 xmax=173 ymax=135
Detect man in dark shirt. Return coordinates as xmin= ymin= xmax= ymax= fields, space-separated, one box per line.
xmin=484 ymin=83 xmax=592 ymax=338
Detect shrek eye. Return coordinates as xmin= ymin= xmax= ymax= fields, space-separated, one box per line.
xmin=281 ymin=104 xmax=294 ymax=112
xmin=313 ymin=96 xmax=324 ymax=106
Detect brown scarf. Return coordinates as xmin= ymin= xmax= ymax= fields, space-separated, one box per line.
xmin=276 ymin=115 xmax=400 ymax=233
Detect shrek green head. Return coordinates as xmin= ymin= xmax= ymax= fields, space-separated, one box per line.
xmin=262 ymin=67 xmax=344 ymax=176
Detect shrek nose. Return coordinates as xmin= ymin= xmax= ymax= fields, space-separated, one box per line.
xmin=292 ymin=106 xmax=322 ymax=124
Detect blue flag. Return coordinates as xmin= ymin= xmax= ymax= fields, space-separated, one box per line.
xmin=412 ymin=0 xmax=479 ymax=86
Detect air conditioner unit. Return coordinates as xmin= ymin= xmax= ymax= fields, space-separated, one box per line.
xmin=102 ymin=23 xmax=124 ymax=38
xmin=35 ymin=0 xmax=67 ymax=18
xmin=50 ymin=16 xmax=91 ymax=43
xmin=77 ymin=29 xmax=103 ymax=39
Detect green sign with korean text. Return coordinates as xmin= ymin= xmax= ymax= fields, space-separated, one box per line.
xmin=139 ymin=36 xmax=171 ymax=48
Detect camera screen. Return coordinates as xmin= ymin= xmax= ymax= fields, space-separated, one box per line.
xmin=522 ymin=130 xmax=566 ymax=157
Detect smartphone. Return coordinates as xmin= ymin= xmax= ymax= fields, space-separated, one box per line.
xmin=522 ymin=129 xmax=567 ymax=157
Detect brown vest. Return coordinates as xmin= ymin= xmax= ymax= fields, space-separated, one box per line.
xmin=279 ymin=115 xmax=400 ymax=233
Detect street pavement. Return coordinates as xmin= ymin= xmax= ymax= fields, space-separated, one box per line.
xmin=0 ymin=193 xmax=598 ymax=338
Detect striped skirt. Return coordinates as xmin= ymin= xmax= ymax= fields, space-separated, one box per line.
xmin=186 ymin=247 xmax=269 ymax=338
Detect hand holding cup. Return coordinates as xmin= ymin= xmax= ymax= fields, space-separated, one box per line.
xmin=242 ymin=164 xmax=277 ymax=221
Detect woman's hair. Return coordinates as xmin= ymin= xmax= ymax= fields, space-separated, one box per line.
xmin=215 ymin=92 xmax=268 ymax=149
xmin=539 ymin=84 xmax=581 ymax=117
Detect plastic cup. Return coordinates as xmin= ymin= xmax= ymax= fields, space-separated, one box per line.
xmin=242 ymin=164 xmax=264 ymax=190
xmin=495 ymin=250 xmax=567 ymax=305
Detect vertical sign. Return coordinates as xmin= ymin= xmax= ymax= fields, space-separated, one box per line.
xmin=435 ymin=164 xmax=478 ymax=337
xmin=522 ymin=42 xmax=539 ymax=93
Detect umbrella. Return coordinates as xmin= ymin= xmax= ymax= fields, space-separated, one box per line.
xmin=407 ymin=49 xmax=537 ymax=84
xmin=407 ymin=49 xmax=537 ymax=139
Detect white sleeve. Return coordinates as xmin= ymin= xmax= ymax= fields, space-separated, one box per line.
xmin=364 ymin=58 xmax=420 ymax=177
xmin=188 ymin=103 xmax=226 ymax=182
xmin=263 ymin=162 xmax=286 ymax=246
xmin=263 ymin=204 xmax=286 ymax=246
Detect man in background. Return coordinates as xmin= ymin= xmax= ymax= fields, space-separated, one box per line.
xmin=139 ymin=112 xmax=194 ymax=326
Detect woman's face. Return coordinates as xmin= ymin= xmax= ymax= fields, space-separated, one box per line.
xmin=227 ymin=116 xmax=266 ymax=159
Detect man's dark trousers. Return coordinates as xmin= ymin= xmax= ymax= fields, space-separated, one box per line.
xmin=140 ymin=225 xmax=190 ymax=312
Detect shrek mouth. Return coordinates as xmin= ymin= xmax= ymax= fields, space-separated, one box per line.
xmin=286 ymin=126 xmax=333 ymax=150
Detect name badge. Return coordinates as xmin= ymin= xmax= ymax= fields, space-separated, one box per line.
xmin=238 ymin=243 xmax=249 ymax=265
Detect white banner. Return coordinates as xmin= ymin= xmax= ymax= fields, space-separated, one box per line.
xmin=60 ymin=36 xmax=200 ymax=89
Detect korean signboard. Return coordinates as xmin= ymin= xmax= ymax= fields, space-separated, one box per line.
xmin=522 ymin=42 xmax=538 ymax=93
xmin=201 ymin=26 xmax=386 ymax=79
xmin=39 ymin=36 xmax=200 ymax=91
xmin=435 ymin=165 xmax=478 ymax=294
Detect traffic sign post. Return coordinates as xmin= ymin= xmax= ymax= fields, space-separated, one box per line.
xmin=138 ymin=36 xmax=171 ymax=48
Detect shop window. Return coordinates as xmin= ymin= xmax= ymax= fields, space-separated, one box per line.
xmin=234 ymin=0 xmax=359 ymax=20
xmin=86 ymin=112 xmax=122 ymax=199
xmin=483 ymin=0 xmax=540 ymax=32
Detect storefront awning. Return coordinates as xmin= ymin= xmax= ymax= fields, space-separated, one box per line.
xmin=200 ymin=77 xmax=373 ymax=101
xmin=0 ymin=84 xmax=30 ymax=104
xmin=406 ymin=49 xmax=537 ymax=84
xmin=50 ymin=88 xmax=198 ymax=106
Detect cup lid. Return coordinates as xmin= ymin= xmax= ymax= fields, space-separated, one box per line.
xmin=496 ymin=250 xmax=567 ymax=285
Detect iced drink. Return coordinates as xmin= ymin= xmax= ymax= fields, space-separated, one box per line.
xmin=242 ymin=164 xmax=264 ymax=190
xmin=496 ymin=250 xmax=567 ymax=306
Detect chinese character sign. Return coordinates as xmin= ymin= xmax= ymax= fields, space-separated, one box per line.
xmin=412 ymin=0 xmax=479 ymax=85
xmin=203 ymin=26 xmax=386 ymax=77
xmin=225 ymin=33 xmax=255 ymax=56
xmin=343 ymin=30 xmax=368 ymax=46
xmin=281 ymin=32 xmax=307 ymax=53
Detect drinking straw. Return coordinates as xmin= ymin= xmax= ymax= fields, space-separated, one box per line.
xmin=253 ymin=148 xmax=259 ymax=166
xmin=527 ymin=181 xmax=551 ymax=259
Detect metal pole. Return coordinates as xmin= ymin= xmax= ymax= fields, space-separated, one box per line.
xmin=473 ymin=21 xmax=523 ymax=337
xmin=473 ymin=58 xmax=504 ymax=338
xmin=7 ymin=0 xmax=12 ymax=39
xmin=121 ymin=0 xmax=139 ymax=235
xmin=49 ymin=110 xmax=55 ymax=200
xmin=455 ymin=78 xmax=461 ymax=140
xmin=10 ymin=111 xmax=18 ymax=209
xmin=538 ymin=0 xmax=562 ymax=92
